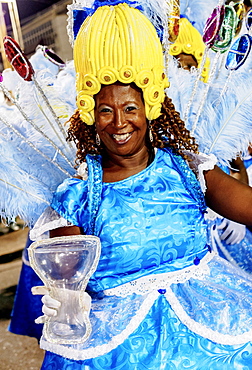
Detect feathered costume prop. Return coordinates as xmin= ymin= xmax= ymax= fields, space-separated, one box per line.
xmin=0 ymin=45 xmax=76 ymax=225
xmin=0 ymin=0 xmax=251 ymax=227
xmin=3 ymin=2 xmax=252 ymax=366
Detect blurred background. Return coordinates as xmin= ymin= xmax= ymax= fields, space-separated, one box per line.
xmin=0 ymin=0 xmax=73 ymax=72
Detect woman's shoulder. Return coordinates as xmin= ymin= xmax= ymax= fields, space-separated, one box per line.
xmin=50 ymin=176 xmax=89 ymax=228
xmin=159 ymin=148 xmax=210 ymax=210
xmin=53 ymin=176 xmax=88 ymax=201
xmin=158 ymin=147 xmax=188 ymax=170
xmin=57 ymin=175 xmax=86 ymax=187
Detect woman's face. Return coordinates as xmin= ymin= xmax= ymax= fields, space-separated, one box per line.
xmin=175 ymin=53 xmax=198 ymax=71
xmin=94 ymin=83 xmax=147 ymax=157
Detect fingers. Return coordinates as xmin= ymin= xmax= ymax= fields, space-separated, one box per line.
xmin=217 ymin=219 xmax=227 ymax=230
xmin=220 ymin=227 xmax=232 ymax=241
xmin=229 ymin=235 xmax=240 ymax=245
xmin=34 ymin=290 xmax=91 ymax=325
xmin=31 ymin=286 xmax=49 ymax=295
xmin=224 ymin=232 xmax=236 ymax=245
xmin=42 ymin=294 xmax=61 ymax=309
xmin=217 ymin=219 xmax=246 ymax=245
xmin=35 ymin=315 xmax=47 ymax=324
xmin=34 ymin=294 xmax=61 ymax=324
xmin=42 ymin=294 xmax=61 ymax=318
xmin=42 ymin=305 xmax=57 ymax=317
xmin=80 ymin=292 xmax=91 ymax=315
xmin=226 ymin=229 xmax=246 ymax=245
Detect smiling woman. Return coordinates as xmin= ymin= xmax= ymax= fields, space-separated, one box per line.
xmin=66 ymin=82 xmax=197 ymax=182
xmin=95 ymin=84 xmax=147 ymax=158
xmin=13 ymin=1 xmax=252 ymax=369
xmin=67 ymin=81 xmax=197 ymax=183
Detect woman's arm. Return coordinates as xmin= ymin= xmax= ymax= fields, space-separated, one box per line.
xmin=50 ymin=225 xmax=82 ymax=238
xmin=204 ymin=166 xmax=252 ymax=226
xmin=229 ymin=157 xmax=248 ymax=184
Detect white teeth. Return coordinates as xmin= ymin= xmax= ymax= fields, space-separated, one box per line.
xmin=113 ymin=133 xmax=131 ymax=141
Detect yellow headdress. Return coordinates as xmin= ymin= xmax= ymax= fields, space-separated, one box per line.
xmin=74 ymin=3 xmax=169 ymax=125
xmin=169 ymin=17 xmax=210 ymax=83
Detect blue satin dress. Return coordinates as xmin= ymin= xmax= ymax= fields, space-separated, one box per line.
xmin=40 ymin=148 xmax=252 ymax=369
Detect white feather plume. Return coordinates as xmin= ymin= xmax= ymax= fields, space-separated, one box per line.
xmin=195 ymin=71 xmax=252 ymax=164
xmin=167 ymin=55 xmax=252 ymax=165
xmin=0 ymin=52 xmax=77 ymax=226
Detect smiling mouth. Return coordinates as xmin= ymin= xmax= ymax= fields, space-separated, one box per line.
xmin=112 ymin=132 xmax=132 ymax=144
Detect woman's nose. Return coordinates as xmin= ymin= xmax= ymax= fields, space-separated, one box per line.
xmin=113 ymin=109 xmax=126 ymax=128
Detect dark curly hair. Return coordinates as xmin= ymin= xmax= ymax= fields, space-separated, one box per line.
xmin=67 ymin=94 xmax=198 ymax=166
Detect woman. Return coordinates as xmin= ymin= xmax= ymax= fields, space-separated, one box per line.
xmin=169 ymin=16 xmax=210 ymax=81
xmin=30 ymin=2 xmax=252 ymax=369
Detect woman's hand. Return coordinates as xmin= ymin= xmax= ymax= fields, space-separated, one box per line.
xmin=217 ymin=218 xmax=246 ymax=245
xmin=31 ymin=285 xmax=91 ymax=324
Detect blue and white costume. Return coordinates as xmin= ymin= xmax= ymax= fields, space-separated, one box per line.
xmin=32 ymin=149 xmax=252 ymax=369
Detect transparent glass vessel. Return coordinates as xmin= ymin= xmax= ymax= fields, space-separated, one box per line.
xmin=28 ymin=235 xmax=101 ymax=344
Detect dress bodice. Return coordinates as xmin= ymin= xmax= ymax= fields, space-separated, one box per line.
xmin=51 ymin=148 xmax=208 ymax=292
xmin=40 ymin=149 xmax=252 ymax=363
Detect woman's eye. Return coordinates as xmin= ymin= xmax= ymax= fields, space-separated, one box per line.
xmin=100 ymin=108 xmax=112 ymax=113
xmin=125 ymin=106 xmax=137 ymax=112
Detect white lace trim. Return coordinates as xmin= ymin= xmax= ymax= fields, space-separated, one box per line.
xmin=39 ymin=291 xmax=160 ymax=361
xmin=164 ymin=286 xmax=252 ymax=345
xmin=29 ymin=207 xmax=73 ymax=241
xmin=104 ymin=251 xmax=214 ymax=297
xmin=184 ymin=151 xmax=217 ymax=193
xmin=197 ymin=153 xmax=217 ymax=193
xmin=67 ymin=1 xmax=94 ymax=47
xmin=39 ymin=250 xmax=252 ymax=359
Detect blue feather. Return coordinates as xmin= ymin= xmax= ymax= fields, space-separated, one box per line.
xmin=168 ymin=55 xmax=252 ymax=165
xmin=194 ymin=71 xmax=252 ymax=164
xmin=180 ymin=0 xmax=220 ymax=34
xmin=0 ymin=52 xmax=77 ymax=226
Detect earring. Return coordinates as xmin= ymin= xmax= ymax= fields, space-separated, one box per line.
xmin=149 ymin=122 xmax=153 ymax=142
xmin=96 ymin=133 xmax=101 ymax=146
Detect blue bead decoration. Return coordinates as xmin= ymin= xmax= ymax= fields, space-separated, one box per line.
xmin=225 ymin=34 xmax=252 ymax=71
xmin=158 ymin=289 xmax=167 ymax=294
xmin=194 ymin=257 xmax=201 ymax=265
xmin=86 ymin=154 xmax=103 ymax=235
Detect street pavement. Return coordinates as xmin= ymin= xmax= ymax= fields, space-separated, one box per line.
xmin=0 ymin=224 xmax=44 ymax=369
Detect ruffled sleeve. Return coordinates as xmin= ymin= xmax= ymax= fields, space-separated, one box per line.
xmin=29 ymin=206 xmax=73 ymax=241
xmin=50 ymin=177 xmax=89 ymax=228
xmin=184 ymin=151 xmax=218 ymax=193
xmin=30 ymin=177 xmax=89 ymax=241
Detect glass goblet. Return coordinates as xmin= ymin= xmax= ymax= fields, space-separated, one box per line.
xmin=28 ymin=235 xmax=101 ymax=344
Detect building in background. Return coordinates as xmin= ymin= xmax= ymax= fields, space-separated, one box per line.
xmin=0 ymin=0 xmax=23 ymax=70
xmin=2 ymin=0 xmax=72 ymax=69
